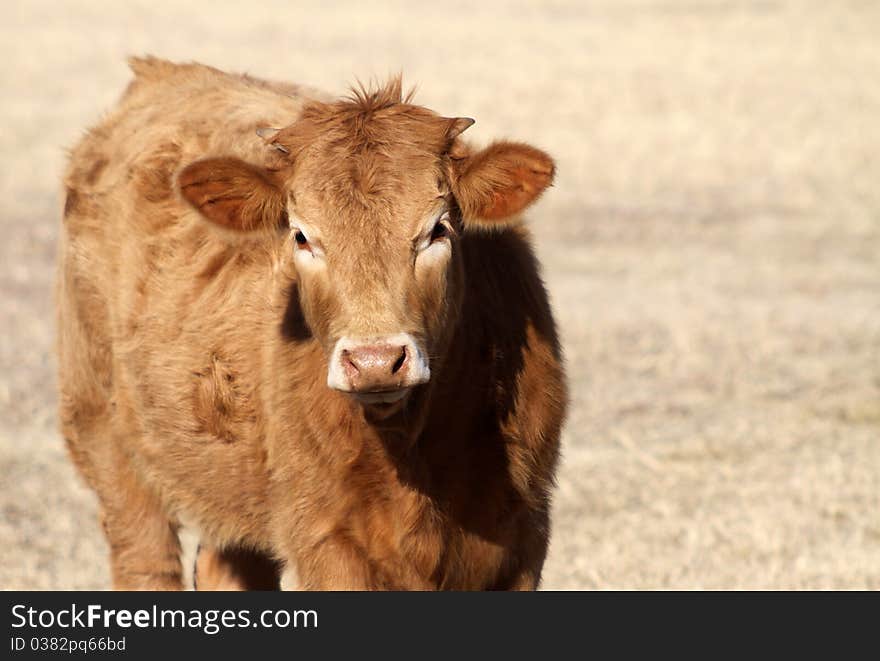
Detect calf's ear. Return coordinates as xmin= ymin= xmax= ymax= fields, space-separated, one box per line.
xmin=450 ymin=141 xmax=555 ymax=228
xmin=178 ymin=157 xmax=286 ymax=232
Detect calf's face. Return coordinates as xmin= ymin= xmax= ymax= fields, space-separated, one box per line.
xmin=178 ymin=85 xmax=554 ymax=413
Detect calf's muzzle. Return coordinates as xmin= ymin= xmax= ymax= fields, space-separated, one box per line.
xmin=327 ymin=333 xmax=430 ymax=401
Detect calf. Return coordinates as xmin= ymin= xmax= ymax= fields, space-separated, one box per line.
xmin=57 ymin=57 xmax=566 ymax=590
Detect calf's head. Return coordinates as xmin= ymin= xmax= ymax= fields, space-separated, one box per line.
xmin=178 ymin=80 xmax=554 ymax=412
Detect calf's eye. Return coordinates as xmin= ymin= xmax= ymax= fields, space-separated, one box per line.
xmin=294 ymin=230 xmax=310 ymax=248
xmin=430 ymin=220 xmax=450 ymax=243
xmin=293 ymin=229 xmax=315 ymax=256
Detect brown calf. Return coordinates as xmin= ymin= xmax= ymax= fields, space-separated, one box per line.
xmin=57 ymin=57 xmax=567 ymax=590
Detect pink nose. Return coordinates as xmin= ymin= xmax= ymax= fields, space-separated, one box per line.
xmin=340 ymin=343 xmax=409 ymax=392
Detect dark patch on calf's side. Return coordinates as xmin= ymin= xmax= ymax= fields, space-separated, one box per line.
xmin=460 ymin=230 xmax=559 ymax=424
xmin=280 ymin=285 xmax=312 ymax=342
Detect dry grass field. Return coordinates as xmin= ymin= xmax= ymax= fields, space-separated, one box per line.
xmin=1 ymin=0 xmax=878 ymax=589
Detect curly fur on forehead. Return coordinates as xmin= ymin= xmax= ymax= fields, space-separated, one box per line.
xmin=276 ymin=77 xmax=452 ymax=159
xmin=344 ymin=75 xmax=417 ymax=113
xmin=275 ymin=77 xmax=454 ymax=206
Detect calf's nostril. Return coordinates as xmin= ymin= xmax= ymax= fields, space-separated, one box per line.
xmin=391 ymin=346 xmax=407 ymax=375
xmin=341 ymin=349 xmax=359 ymax=376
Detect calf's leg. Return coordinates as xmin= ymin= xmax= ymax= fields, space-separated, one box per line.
xmin=98 ymin=462 xmax=184 ymax=591
xmin=79 ymin=435 xmax=183 ymax=590
xmin=60 ymin=399 xmax=183 ymax=589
